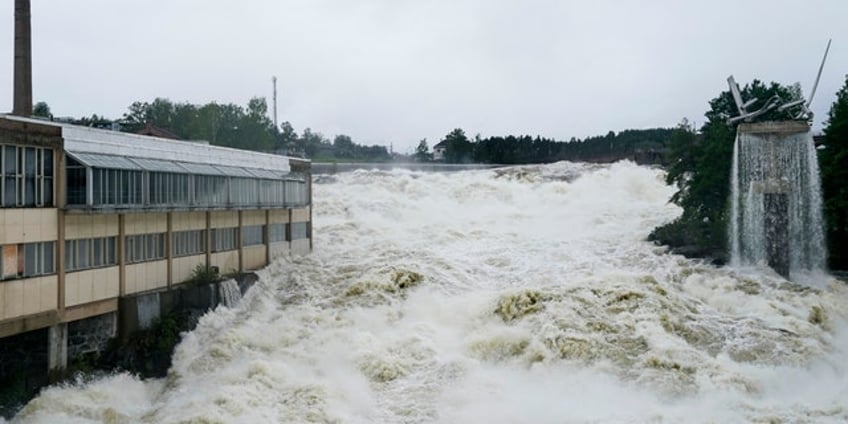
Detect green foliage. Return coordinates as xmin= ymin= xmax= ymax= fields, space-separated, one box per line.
xmin=651 ymin=79 xmax=800 ymax=262
xmin=121 ymin=97 xmax=277 ymax=151
xmin=415 ymin=138 xmax=431 ymax=162
xmin=105 ymin=311 xmax=190 ymax=378
xmin=442 ymin=128 xmax=474 ymax=163
xmin=32 ymin=101 xmax=51 ymax=118
xmin=820 ymin=75 xmax=848 ymax=269
xmin=471 ymin=128 xmax=673 ymax=164
xmin=187 ymin=264 xmax=222 ymax=286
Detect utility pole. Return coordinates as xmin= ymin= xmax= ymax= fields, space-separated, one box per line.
xmin=272 ymin=76 xmax=278 ymax=129
xmin=13 ymin=0 xmax=33 ymax=116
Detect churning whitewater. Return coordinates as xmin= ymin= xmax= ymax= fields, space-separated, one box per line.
xmin=10 ymin=161 xmax=848 ymax=423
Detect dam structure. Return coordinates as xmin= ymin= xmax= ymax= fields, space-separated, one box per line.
xmin=0 ymin=114 xmax=312 ymax=374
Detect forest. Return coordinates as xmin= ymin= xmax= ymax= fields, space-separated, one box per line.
xmin=33 ymin=98 xmax=392 ymax=162
xmin=424 ymin=128 xmax=672 ymax=165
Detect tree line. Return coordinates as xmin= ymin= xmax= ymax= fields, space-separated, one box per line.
xmin=417 ymin=127 xmax=674 ymax=165
xmin=32 ymin=97 xmax=391 ymax=162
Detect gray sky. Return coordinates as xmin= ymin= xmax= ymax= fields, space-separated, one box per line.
xmin=2 ymin=0 xmax=846 ymax=152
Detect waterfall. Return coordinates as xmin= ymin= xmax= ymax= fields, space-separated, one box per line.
xmin=729 ymin=123 xmax=827 ymax=278
xmin=218 ymin=279 xmax=243 ymax=308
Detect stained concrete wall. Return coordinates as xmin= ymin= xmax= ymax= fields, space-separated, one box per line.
xmin=64 ymin=267 xmax=119 ymax=307
xmin=125 ymin=260 xmax=168 ymax=294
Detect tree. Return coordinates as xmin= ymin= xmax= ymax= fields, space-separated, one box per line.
xmin=299 ymin=128 xmax=327 ymax=157
xmin=664 ymin=118 xmax=697 ymax=203
xmin=333 ymin=134 xmax=355 ymax=158
xmin=415 ymin=138 xmax=431 ymax=162
xmin=33 ymin=101 xmax=51 ymax=118
xmin=442 ymin=128 xmax=473 ymax=163
xmin=820 ymin=75 xmax=848 ymax=269
xmin=278 ymin=121 xmax=299 ymax=151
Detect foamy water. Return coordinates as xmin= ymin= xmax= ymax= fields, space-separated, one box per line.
xmin=9 ymin=161 xmax=848 ymax=423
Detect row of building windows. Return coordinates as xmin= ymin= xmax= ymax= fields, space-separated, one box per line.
xmin=66 ymin=158 xmax=308 ymax=209
xmin=66 ymin=237 xmax=118 ymax=271
xmin=1 ymin=144 xmax=55 ymax=208
xmin=242 ymin=225 xmax=264 ymax=246
xmin=212 ymin=227 xmax=238 ymax=253
xmin=1 ymin=224 xmax=310 ymax=279
xmin=126 ymin=233 xmax=167 ymax=264
xmin=1 ymin=242 xmax=56 ymax=280
xmin=173 ymin=230 xmax=206 ymax=257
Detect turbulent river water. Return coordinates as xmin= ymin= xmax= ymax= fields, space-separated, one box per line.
xmin=9 ymin=161 xmax=848 ymax=423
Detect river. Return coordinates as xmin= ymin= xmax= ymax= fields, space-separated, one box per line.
xmin=9 ymin=161 xmax=848 ymax=423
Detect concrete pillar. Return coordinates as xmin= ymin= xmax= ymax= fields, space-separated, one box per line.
xmin=764 ymin=193 xmax=790 ymax=278
xmin=47 ymin=323 xmax=67 ymax=374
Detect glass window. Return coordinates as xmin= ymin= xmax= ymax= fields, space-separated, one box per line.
xmin=78 ymin=239 xmax=90 ymax=269
xmin=242 ymin=225 xmax=265 ymax=246
xmin=107 ymin=237 xmax=116 ymax=265
xmin=43 ymin=242 xmax=55 ymax=274
xmin=92 ymin=238 xmax=103 ymax=267
xmin=23 ymin=243 xmax=37 ymax=277
xmin=291 ymin=222 xmax=309 ymax=240
xmin=269 ymin=223 xmax=286 ymax=243
xmin=213 ymin=228 xmax=237 ymax=252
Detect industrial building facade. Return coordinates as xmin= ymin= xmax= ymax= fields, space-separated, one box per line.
xmin=0 ymin=114 xmax=312 ymax=339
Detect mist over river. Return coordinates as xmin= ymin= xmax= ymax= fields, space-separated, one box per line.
xmin=9 ymin=161 xmax=848 ymax=423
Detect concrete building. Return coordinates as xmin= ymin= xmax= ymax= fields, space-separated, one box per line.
xmin=0 ymin=114 xmax=311 ymax=370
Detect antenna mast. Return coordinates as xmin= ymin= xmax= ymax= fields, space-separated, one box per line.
xmin=272 ymin=76 xmax=278 ymax=129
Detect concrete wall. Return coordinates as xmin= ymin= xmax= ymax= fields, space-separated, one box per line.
xmin=269 ymin=209 xmax=289 ymax=224
xmin=124 ymin=213 xmax=167 ymax=235
xmin=64 ymin=267 xmax=119 ymax=307
xmin=172 ymin=254 xmax=205 ymax=284
xmin=65 ymin=214 xmax=119 ymax=239
xmin=125 ymin=260 xmax=168 ymax=294
xmin=171 ymin=211 xmax=206 ymax=231
xmin=291 ymin=206 xmax=310 ymax=223
xmin=211 ymin=251 xmax=238 ymax=274
xmin=243 ymin=246 xmax=266 ymax=270
xmin=0 ymin=209 xmax=58 ymax=244
xmin=210 ymin=211 xmax=238 ymax=229
xmin=242 ymin=210 xmax=265 ymax=226
xmin=0 ymin=276 xmax=57 ymax=320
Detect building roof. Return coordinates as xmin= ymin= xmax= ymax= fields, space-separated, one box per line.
xmin=1 ymin=114 xmax=299 ymax=176
xmin=137 ymin=122 xmax=182 ymax=140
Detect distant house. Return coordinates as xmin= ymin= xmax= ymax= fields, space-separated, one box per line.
xmin=433 ymin=140 xmax=447 ymax=161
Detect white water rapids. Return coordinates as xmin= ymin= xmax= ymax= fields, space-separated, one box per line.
xmin=9 ymin=161 xmax=848 ymax=423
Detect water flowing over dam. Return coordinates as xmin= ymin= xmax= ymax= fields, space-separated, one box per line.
xmin=8 ymin=161 xmax=848 ymax=423
xmin=729 ymin=122 xmax=827 ymax=279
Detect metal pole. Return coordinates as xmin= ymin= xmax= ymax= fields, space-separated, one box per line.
xmin=272 ymin=76 xmax=278 ymax=129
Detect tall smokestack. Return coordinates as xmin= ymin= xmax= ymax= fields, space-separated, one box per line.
xmin=13 ymin=0 xmax=32 ymax=116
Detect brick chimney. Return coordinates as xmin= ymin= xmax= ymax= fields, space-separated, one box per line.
xmin=13 ymin=0 xmax=32 ymax=116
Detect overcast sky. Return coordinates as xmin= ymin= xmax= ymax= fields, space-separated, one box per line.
xmin=1 ymin=0 xmax=846 ymax=152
